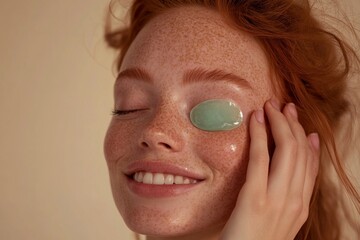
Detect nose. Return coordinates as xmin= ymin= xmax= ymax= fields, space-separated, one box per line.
xmin=139 ymin=106 xmax=186 ymax=153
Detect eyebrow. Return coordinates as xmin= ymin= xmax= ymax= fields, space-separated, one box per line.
xmin=116 ymin=68 xmax=153 ymax=85
xmin=116 ymin=67 xmax=252 ymax=89
xmin=182 ymin=67 xmax=252 ymax=89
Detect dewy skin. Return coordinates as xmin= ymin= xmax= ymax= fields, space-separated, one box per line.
xmin=190 ymin=99 xmax=243 ymax=131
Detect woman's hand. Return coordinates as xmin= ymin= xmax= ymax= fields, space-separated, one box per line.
xmin=221 ymin=99 xmax=320 ymax=240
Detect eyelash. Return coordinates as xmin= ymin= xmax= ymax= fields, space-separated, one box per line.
xmin=111 ymin=109 xmax=141 ymax=116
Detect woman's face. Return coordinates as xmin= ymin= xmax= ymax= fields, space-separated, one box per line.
xmin=104 ymin=6 xmax=273 ymax=238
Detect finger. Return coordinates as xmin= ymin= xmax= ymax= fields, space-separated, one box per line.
xmin=265 ymin=99 xmax=297 ymax=192
xmin=303 ymin=133 xmax=320 ymax=206
xmin=280 ymin=103 xmax=311 ymax=232
xmin=245 ymin=108 xmax=269 ymax=196
xmin=282 ymin=103 xmax=308 ymax=196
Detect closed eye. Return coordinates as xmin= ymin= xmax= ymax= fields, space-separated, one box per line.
xmin=112 ymin=109 xmax=141 ymax=116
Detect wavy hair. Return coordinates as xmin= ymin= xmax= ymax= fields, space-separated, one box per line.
xmin=104 ymin=0 xmax=360 ymax=239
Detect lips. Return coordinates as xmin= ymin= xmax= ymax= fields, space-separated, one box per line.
xmin=124 ymin=161 xmax=206 ymax=182
xmin=123 ymin=161 xmax=206 ymax=198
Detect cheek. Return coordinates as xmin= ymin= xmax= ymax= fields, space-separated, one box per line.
xmin=104 ymin=120 xmax=135 ymax=214
xmin=194 ymin=123 xmax=250 ymax=181
xmin=189 ymin=123 xmax=250 ymax=225
xmin=103 ymin=120 xmax=132 ymax=165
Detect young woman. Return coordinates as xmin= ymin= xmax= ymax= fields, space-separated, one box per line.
xmin=103 ymin=0 xmax=360 ymax=239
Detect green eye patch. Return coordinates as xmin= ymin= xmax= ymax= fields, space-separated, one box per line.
xmin=190 ymin=99 xmax=243 ymax=131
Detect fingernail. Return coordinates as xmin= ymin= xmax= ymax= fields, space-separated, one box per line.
xmin=255 ymin=109 xmax=264 ymax=124
xmin=309 ymin=133 xmax=320 ymax=150
xmin=289 ymin=103 xmax=298 ymax=119
xmin=270 ymin=98 xmax=281 ymax=111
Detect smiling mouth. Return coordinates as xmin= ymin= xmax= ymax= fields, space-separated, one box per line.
xmin=131 ymin=172 xmax=199 ymax=185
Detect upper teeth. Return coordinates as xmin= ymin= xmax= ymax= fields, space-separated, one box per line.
xmin=133 ymin=172 xmax=198 ymax=185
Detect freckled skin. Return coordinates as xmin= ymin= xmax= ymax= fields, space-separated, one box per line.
xmin=104 ymin=6 xmax=274 ymax=240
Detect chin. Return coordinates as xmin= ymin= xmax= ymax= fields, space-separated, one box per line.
xmin=117 ymin=196 xmax=230 ymax=239
xmin=125 ymin=213 xmax=224 ymax=239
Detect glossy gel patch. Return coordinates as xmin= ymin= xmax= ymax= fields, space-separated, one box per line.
xmin=190 ymin=99 xmax=243 ymax=131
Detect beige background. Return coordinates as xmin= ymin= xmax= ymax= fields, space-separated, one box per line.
xmin=0 ymin=0 xmax=359 ymax=240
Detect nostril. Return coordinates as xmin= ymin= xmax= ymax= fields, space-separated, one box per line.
xmin=141 ymin=142 xmax=149 ymax=148
xmin=141 ymin=141 xmax=172 ymax=150
xmin=162 ymin=143 xmax=172 ymax=149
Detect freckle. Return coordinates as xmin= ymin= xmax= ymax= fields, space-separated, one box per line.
xmin=115 ymin=5 xmax=273 ymax=235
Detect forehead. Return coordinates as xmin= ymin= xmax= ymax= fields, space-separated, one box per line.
xmin=120 ymin=5 xmax=272 ymax=92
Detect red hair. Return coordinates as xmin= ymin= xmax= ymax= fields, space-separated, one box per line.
xmin=104 ymin=0 xmax=360 ymax=239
